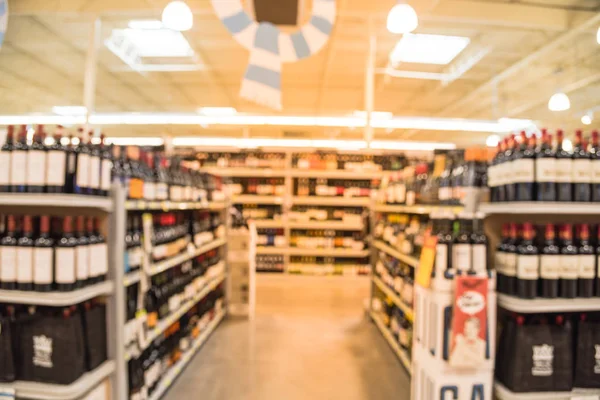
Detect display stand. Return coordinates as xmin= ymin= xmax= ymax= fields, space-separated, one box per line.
xmin=227 ymin=222 xmax=256 ymax=319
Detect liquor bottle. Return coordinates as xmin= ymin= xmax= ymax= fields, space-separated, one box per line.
xmin=540 ymin=224 xmax=559 ymax=298
xmin=0 ymin=215 xmax=17 ymax=290
xmin=0 ymin=125 xmax=13 ymax=192
xmin=572 ymin=130 xmax=591 ymax=202
xmin=99 ymin=134 xmax=112 ymax=197
xmin=555 ymin=129 xmax=573 ymax=202
xmin=33 ymin=215 xmax=54 ymax=292
xmin=495 ymin=224 xmax=510 ymax=294
xmin=75 ymin=216 xmax=89 ymax=289
xmin=11 ymin=125 xmax=28 ymax=193
xmin=470 ymin=212 xmax=487 ymax=273
xmin=65 ymin=134 xmax=77 ymax=193
xmin=55 ymin=216 xmax=77 ymax=292
xmin=27 ymin=125 xmax=47 ymax=193
xmin=451 ymin=213 xmax=472 ymax=273
xmin=16 ymin=215 xmax=34 ymax=291
xmin=559 ymin=224 xmax=578 ymax=298
xmin=75 ymin=128 xmax=90 ymax=195
xmin=88 ymin=130 xmax=101 ymax=195
xmin=516 ymin=222 xmax=538 ymax=299
xmin=504 ymin=135 xmax=517 ymax=202
xmin=504 ymin=223 xmax=519 ymax=296
xmin=516 ymin=133 xmax=536 ymax=201
xmin=577 ymin=224 xmax=595 ymax=298
xmin=591 ymin=131 xmax=600 ymax=202
xmin=46 ymin=127 xmax=67 ymax=193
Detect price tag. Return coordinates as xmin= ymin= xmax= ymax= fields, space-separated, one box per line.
xmin=415 ymin=233 xmax=437 ymax=288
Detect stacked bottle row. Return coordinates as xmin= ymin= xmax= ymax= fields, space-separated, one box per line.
xmin=288 ymin=257 xmax=370 ymax=276
xmin=489 ymin=129 xmax=600 ymax=202
xmin=294 ymin=153 xmax=383 ymax=172
xmin=374 ymin=214 xmax=429 ymax=259
xmin=371 ymin=295 xmax=412 ymax=355
xmin=290 ymin=230 xmax=365 ymax=250
xmin=289 ymin=206 xmax=364 ymax=224
xmin=295 ymin=178 xmax=372 ymax=197
xmin=225 ymin=178 xmax=286 ymax=196
xmin=256 ymin=255 xmax=285 ymax=272
xmin=203 ymin=151 xmax=287 ymax=169
xmin=238 ymin=205 xmax=282 ymax=221
xmin=0 ymin=214 xmax=107 ymax=292
xmin=256 ymin=228 xmax=286 ymax=248
xmin=496 ymin=222 xmax=600 ymax=299
xmin=375 ymin=251 xmax=414 ymax=308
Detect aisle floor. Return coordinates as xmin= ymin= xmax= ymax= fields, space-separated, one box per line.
xmin=165 ymin=275 xmax=411 ymax=400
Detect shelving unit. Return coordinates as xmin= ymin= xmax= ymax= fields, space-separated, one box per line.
xmin=148 ymin=237 xmax=226 ymax=276
xmin=498 ymin=294 xmax=600 ymax=313
xmin=370 ymin=311 xmax=412 ymax=374
xmin=372 ymin=240 xmax=420 ymax=268
xmin=372 ymin=276 xmax=413 ymax=321
xmin=0 ymin=281 xmax=114 ymax=306
xmin=373 ymin=203 xmax=463 ymax=215
xmin=495 ymin=381 xmax=600 ymax=400
xmin=292 ymin=196 xmax=371 ymax=207
xmin=231 ymin=195 xmax=285 ymax=205
xmin=0 ymin=193 xmax=113 ymax=211
xmin=480 ymin=202 xmax=600 ymax=215
xmin=288 ymin=220 xmax=364 ymax=231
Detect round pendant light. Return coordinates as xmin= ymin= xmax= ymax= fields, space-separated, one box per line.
xmin=548 ymin=91 xmax=570 ymax=112
xmin=162 ymin=1 xmax=193 ymax=31
xmin=582 ymin=112 xmax=593 ymax=125
xmin=387 ymin=2 xmax=418 ymax=34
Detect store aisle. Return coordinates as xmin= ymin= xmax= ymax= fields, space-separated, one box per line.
xmin=165 ymin=275 xmax=411 ymax=400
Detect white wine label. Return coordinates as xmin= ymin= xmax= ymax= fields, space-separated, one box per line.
xmin=395 ymin=184 xmax=406 ymax=203
xmin=579 ymin=254 xmax=596 ymax=279
xmin=0 ymin=152 xmax=10 ymax=185
xmin=144 ymin=182 xmax=156 ymax=201
xmin=487 ymin=165 xmax=497 ymax=188
xmin=495 ymin=251 xmax=505 ymax=275
xmin=89 ymin=156 xmax=100 ymax=189
xmin=555 ymin=159 xmax=573 ymax=183
xmin=540 ymin=255 xmax=560 ymax=279
xmin=496 ymin=163 xmax=505 ymax=187
xmin=452 ymin=243 xmax=472 ymax=272
xmin=98 ymin=243 xmax=108 ymax=274
xmin=101 ymin=159 xmax=112 ymax=191
xmin=76 ymin=154 xmax=90 ymax=188
xmin=11 ymin=152 xmax=27 ymax=185
xmin=76 ymin=245 xmax=89 ymax=281
xmin=536 ymin=158 xmax=557 ymax=183
xmin=514 ymin=159 xmax=535 ymax=183
xmin=0 ymin=247 xmax=17 ymax=282
xmin=438 ymin=186 xmax=452 ymax=201
xmin=505 ymin=160 xmax=515 ymax=186
xmin=46 ymin=151 xmax=66 ymax=186
xmin=27 ymin=150 xmax=46 ymax=186
xmin=560 ymin=255 xmax=578 ymax=279
xmin=435 ymin=244 xmax=448 ymax=273
xmin=472 ymin=244 xmax=487 ymax=273
xmin=517 ymin=254 xmax=539 ymax=280
xmin=16 ymin=247 xmax=33 ymax=283
xmin=572 ymin=159 xmax=592 ymax=183
xmin=55 ymin=247 xmax=76 ymax=284
xmin=593 ymin=161 xmax=600 ymax=184
xmin=33 ymin=248 xmax=53 ymax=284
xmin=504 ymin=253 xmax=517 ymax=277
xmin=156 ymin=183 xmax=168 ymax=200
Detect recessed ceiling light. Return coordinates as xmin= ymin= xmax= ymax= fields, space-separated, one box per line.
xmin=197 ymin=107 xmax=237 ymax=116
xmin=390 ymin=33 xmax=470 ymax=65
xmin=582 ymin=114 xmax=593 ymax=125
xmin=52 ymin=106 xmax=88 ymax=116
xmin=162 ymin=1 xmax=193 ymax=32
xmin=548 ymin=91 xmax=570 ymax=111
xmin=128 ymin=20 xmax=163 ymax=30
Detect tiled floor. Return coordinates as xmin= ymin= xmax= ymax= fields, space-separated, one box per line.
xmin=165 ymin=274 xmax=411 ymax=400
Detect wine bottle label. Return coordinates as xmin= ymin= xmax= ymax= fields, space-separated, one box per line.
xmin=89 ymin=156 xmax=100 ymax=189
xmin=517 ymin=254 xmax=539 ymax=280
xmin=33 ymin=248 xmax=53 ymax=284
xmin=55 ymin=247 xmax=76 ymax=284
xmin=100 ymin=159 xmax=112 ymax=191
xmin=486 ymin=165 xmax=495 ymax=188
xmin=578 ymin=254 xmax=596 ymax=279
xmin=438 ymin=187 xmax=452 ymax=201
xmin=406 ymin=191 xmax=416 ymax=206
xmin=0 ymin=152 xmax=10 ymax=185
xmin=76 ymin=245 xmax=89 ymax=281
xmin=504 ymin=253 xmax=517 ymax=277
xmin=495 ymin=251 xmax=505 ymax=275
xmin=572 ymin=159 xmax=592 ymax=183
xmin=555 ymin=159 xmax=573 ymax=183
xmin=495 ymin=163 xmax=504 ymax=187
xmin=395 ymin=184 xmax=406 ymax=203
xmin=76 ymin=153 xmax=90 ymax=188
xmin=17 ymin=247 xmax=33 ymax=283
xmin=535 ymin=158 xmax=557 ymax=183
xmin=452 ymin=243 xmax=472 ymax=272
xmin=144 ymin=182 xmax=156 ymax=201
xmin=46 ymin=151 xmax=66 ymax=186
xmin=0 ymin=247 xmax=16 ymax=282
xmin=559 ymin=255 xmax=578 ymax=279
xmin=513 ymin=159 xmax=535 ymax=183
xmin=27 ymin=150 xmax=46 ymax=186
xmin=505 ymin=160 xmax=515 ymax=186
xmin=472 ymin=244 xmax=487 ymax=272
xmin=540 ymin=255 xmax=559 ymax=279
xmin=156 ymin=183 xmax=168 ymax=200
xmin=593 ymin=161 xmax=600 ymax=184
xmin=10 ymin=151 xmax=27 ymax=185
xmin=435 ymin=244 xmax=448 ymax=272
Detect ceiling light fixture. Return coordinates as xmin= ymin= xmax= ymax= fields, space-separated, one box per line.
xmin=582 ymin=112 xmax=593 ymax=125
xmin=548 ymin=91 xmax=571 ymax=111
xmin=162 ymin=1 xmax=193 ymax=31
xmin=389 ymin=33 xmax=470 ymax=65
xmin=486 ymin=135 xmax=500 ymax=147
xmin=52 ymin=106 xmax=88 ymax=116
xmin=387 ymin=2 xmax=418 ymax=34
xmin=197 ymin=107 xmax=237 ymax=116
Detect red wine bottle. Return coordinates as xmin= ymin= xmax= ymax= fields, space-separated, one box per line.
xmin=577 ymin=224 xmax=595 ymax=298
xmin=0 ymin=215 xmax=17 ymax=290
xmin=559 ymin=224 xmax=578 ymax=298
xmin=17 ymin=215 xmax=34 ymax=291
xmin=504 ymin=223 xmax=519 ymax=296
xmin=596 ymin=225 xmax=600 ymax=297
xmin=504 ymin=134 xmax=517 ymax=202
xmin=26 ymin=125 xmax=47 ymax=193
xmin=516 ymin=134 xmax=536 ymax=201
xmin=46 ymin=127 xmax=67 ymax=194
xmin=540 ymin=223 xmax=559 ymax=298
xmin=572 ymin=130 xmax=591 ymax=202
xmin=55 ymin=216 xmax=77 ymax=291
xmin=516 ymin=222 xmax=538 ymax=299
xmin=75 ymin=128 xmax=90 ymax=195
xmin=88 ymin=130 xmax=101 ymax=195
xmin=452 ymin=214 xmax=473 ymax=273
xmin=11 ymin=125 xmax=28 ymax=193
xmin=33 ymin=215 xmax=54 ymax=292
xmin=470 ymin=212 xmax=488 ymax=274
xmin=496 ymin=139 xmax=507 ymax=202
xmin=556 ymin=129 xmax=573 ymax=202
xmin=535 ymin=130 xmax=557 ymax=201
xmin=75 ymin=216 xmax=89 ymax=289
xmin=591 ymin=131 xmax=600 ymax=202
xmin=65 ymin=133 xmax=77 ymax=193
xmin=0 ymin=125 xmax=14 ymax=192
xmin=99 ymin=134 xmax=112 ymax=197
xmin=94 ymin=217 xmax=107 ymax=284
xmin=495 ymin=224 xmax=510 ymax=294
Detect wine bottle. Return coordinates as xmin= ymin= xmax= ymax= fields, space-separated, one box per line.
xmin=504 ymin=134 xmax=517 ymax=202
xmin=433 ymin=212 xmax=452 ymax=277
xmin=99 ymin=134 xmax=112 ymax=197
xmin=0 ymin=125 xmax=14 ymax=192
xmin=556 ymin=129 xmax=573 ymax=202
xmin=75 ymin=216 xmax=89 ymax=289
xmin=143 ymin=151 xmax=156 ymax=201
xmin=540 ymin=223 xmax=559 ymax=298
xmin=535 ymin=130 xmax=556 ymax=202
xmin=65 ymin=133 xmax=77 ymax=193
xmin=451 ymin=214 xmax=472 ymax=273
xmin=55 ymin=216 xmax=77 ymax=291
xmin=577 ymin=224 xmax=595 ymax=298
xmin=33 ymin=215 xmax=54 ymax=292
xmin=596 ymin=225 xmax=600 ymax=297
xmin=516 ymin=133 xmax=536 ymax=201
xmin=0 ymin=215 xmax=17 ymax=290
xmin=17 ymin=215 xmax=34 ymax=291
xmin=75 ymin=128 xmax=90 ymax=195
xmin=46 ymin=127 xmax=67 ymax=193
xmin=89 ymin=217 xmax=107 ymax=284
xmin=88 ymin=130 xmax=101 ymax=196
xmin=488 ymin=143 xmax=501 ymax=202
xmin=516 ymin=222 xmax=538 ymax=299
xmin=471 ymin=212 xmax=488 ymax=274
xmin=559 ymin=224 xmax=578 ymax=298
xmin=591 ymin=131 xmax=600 ymax=202
xmin=155 ymin=155 xmax=169 ymax=201
xmin=11 ymin=125 xmax=28 ymax=193
xmin=495 ymin=223 xmax=510 ymax=294
xmin=504 ymin=223 xmax=519 ymax=296
xmin=572 ymin=130 xmax=591 ymax=202
xmin=26 ymin=125 xmax=47 ymax=193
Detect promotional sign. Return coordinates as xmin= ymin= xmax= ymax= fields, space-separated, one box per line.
xmin=449 ymin=275 xmax=488 ymax=369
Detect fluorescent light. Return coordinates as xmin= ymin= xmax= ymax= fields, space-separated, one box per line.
xmin=52 ymin=106 xmax=88 ymax=116
xmin=390 ymin=33 xmax=470 ymax=65
xmin=582 ymin=113 xmax=593 ymax=125
xmin=486 ymin=135 xmax=500 ymax=147
xmin=106 ymin=137 xmax=165 ymax=146
xmin=370 ymin=140 xmax=456 ymax=151
xmin=197 ymin=107 xmax=237 ymax=116
xmin=120 ymin=28 xmax=194 ymax=57
xmin=162 ymin=1 xmax=193 ymax=31
xmin=128 ymin=20 xmax=163 ymax=30
xmin=352 ymin=110 xmax=393 ymax=119
xmin=387 ymin=3 xmax=418 ymax=34
xmin=548 ymin=91 xmax=570 ymax=111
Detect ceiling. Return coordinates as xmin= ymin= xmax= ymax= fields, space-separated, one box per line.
xmin=2 ymin=0 xmax=600 ymax=147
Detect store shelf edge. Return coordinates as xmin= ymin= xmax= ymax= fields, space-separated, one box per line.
xmin=125 ymin=200 xmax=215 ymax=211
xmin=494 ymin=381 xmax=600 ymax=400
xmin=498 ymin=293 xmax=600 ymax=313
xmin=372 ymin=276 xmax=414 ymax=321
xmin=373 ymin=240 xmax=419 ymax=268
xmin=149 ymin=238 xmax=226 ymax=276
xmin=372 ymin=204 xmax=463 ymax=215
xmin=370 ymin=311 xmax=411 ymax=376
xmin=0 ymin=194 xmax=112 ymax=211
xmin=480 ymin=202 xmax=600 ymax=215
xmin=0 ymin=281 xmax=114 ymax=306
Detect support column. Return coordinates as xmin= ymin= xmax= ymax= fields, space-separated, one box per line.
xmin=364 ymin=18 xmax=377 ymax=148
xmin=83 ymin=18 xmax=101 ymax=127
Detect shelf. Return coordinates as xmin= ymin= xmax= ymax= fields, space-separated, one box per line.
xmin=0 ymin=281 xmax=114 ymax=306
xmin=292 ymin=196 xmax=371 ymax=207
xmin=289 ymin=221 xmax=364 ymax=231
xmin=495 ymin=381 xmax=600 ymax=399
xmin=0 ymin=193 xmax=112 ymax=211
xmin=480 ymin=202 xmax=600 ymax=215
xmin=373 ymin=240 xmax=419 ymax=268
xmin=125 ymin=200 xmax=212 ymax=211
xmin=287 ymin=247 xmax=370 ymax=257
xmin=372 ymin=276 xmax=414 ymax=322
xmin=124 ymin=271 xmax=141 ymax=287
xmin=208 ymin=201 xmax=227 ymax=210
xmin=148 ymin=308 xmax=226 ymax=400
xmin=4 ymin=360 xmax=115 ymax=400
xmin=372 ymin=204 xmax=463 ymax=215
xmin=252 ymin=220 xmax=286 ymax=228
xmin=203 ymin=167 xmax=287 ymax=177
xmin=370 ymin=311 xmax=411 ymax=375
xmin=256 ymin=246 xmax=288 ymax=255
xmin=498 ymin=294 xmax=600 ymax=313
xmin=290 ymin=169 xmax=381 ymax=180
xmin=231 ymin=195 xmax=285 ymax=205
xmin=149 ymin=238 xmax=226 ymax=276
